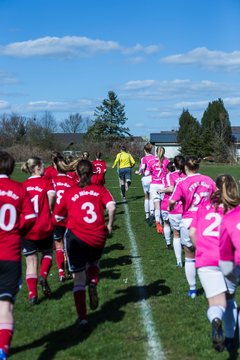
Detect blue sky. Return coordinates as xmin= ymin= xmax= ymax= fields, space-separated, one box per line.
xmin=0 ymin=0 xmax=240 ymax=136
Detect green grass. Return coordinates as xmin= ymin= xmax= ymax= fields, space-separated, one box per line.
xmin=10 ymin=164 xmax=240 ymax=359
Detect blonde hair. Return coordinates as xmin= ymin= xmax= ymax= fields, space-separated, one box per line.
xmin=215 ymin=174 xmax=240 ymax=212
xmin=21 ymin=157 xmax=42 ymax=175
xmin=156 ymin=146 xmax=165 ymax=166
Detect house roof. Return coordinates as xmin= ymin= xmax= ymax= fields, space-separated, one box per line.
xmin=150 ymin=131 xmax=178 ymax=144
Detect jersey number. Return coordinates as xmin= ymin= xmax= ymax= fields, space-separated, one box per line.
xmin=202 ymin=212 xmax=222 ymax=237
xmin=81 ymin=202 xmax=97 ymax=224
xmin=56 ymin=190 xmax=64 ymax=205
xmin=31 ymin=194 xmax=39 ymax=214
xmin=0 ymin=204 xmax=17 ymax=231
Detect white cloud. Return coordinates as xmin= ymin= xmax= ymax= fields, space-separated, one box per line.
xmin=0 ymin=36 xmax=161 ymax=58
xmin=161 ymin=47 xmax=240 ymax=70
xmin=0 ymin=100 xmax=11 ymax=110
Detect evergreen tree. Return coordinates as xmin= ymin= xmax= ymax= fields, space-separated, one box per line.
xmin=86 ymin=91 xmax=132 ymax=140
xmin=201 ymin=98 xmax=232 ymax=160
xmin=177 ymin=109 xmax=202 ymax=157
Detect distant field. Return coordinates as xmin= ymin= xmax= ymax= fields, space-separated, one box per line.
xmin=10 ymin=164 xmax=240 ymax=360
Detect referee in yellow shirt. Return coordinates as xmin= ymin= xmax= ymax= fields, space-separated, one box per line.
xmin=112 ymin=145 xmax=135 ymax=201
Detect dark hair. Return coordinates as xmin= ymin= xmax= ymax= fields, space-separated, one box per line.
xmin=52 ymin=153 xmax=69 ymax=173
xmin=76 ymin=160 xmax=93 ymax=188
xmin=96 ymin=152 xmax=102 ymax=159
xmin=0 ymin=151 xmax=15 ymax=175
xmin=21 ymin=157 xmax=42 ymax=175
xmin=211 ymin=174 xmax=240 ymax=213
xmin=51 ymin=151 xmax=64 ymax=162
xmin=144 ymin=143 xmax=153 ymax=153
xmin=185 ymin=156 xmax=201 ymax=172
xmin=82 ymin=151 xmax=90 ymax=160
xmin=121 ymin=145 xmax=126 ymax=152
xmin=167 ymin=161 xmax=175 ymax=173
xmin=173 ymin=155 xmax=185 ymax=173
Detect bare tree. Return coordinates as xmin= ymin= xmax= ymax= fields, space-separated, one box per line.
xmin=59 ymin=113 xmax=85 ymax=133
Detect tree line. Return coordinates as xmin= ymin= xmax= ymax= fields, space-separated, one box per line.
xmin=0 ymin=92 xmax=236 ymax=162
xmin=177 ymin=98 xmax=234 ymax=162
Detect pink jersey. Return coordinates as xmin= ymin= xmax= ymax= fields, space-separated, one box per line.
xmin=23 ymin=176 xmax=55 ymax=240
xmin=92 ymin=159 xmax=107 ymax=185
xmin=138 ymin=154 xmax=155 ymax=175
xmin=191 ymin=200 xmax=224 ymax=268
xmin=167 ymin=170 xmax=186 ymax=214
xmin=146 ymin=157 xmax=169 ymax=184
xmin=170 ymin=173 xmax=216 ymax=219
xmin=161 ymin=176 xmax=171 ymax=211
xmin=219 ymin=205 xmax=240 ymax=266
xmin=0 ymin=175 xmax=36 ymax=261
xmin=53 ymin=184 xmax=115 ymax=248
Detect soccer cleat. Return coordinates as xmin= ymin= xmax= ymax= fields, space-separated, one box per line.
xmin=59 ymin=275 xmax=66 ymax=283
xmin=176 ymin=262 xmax=183 ymax=268
xmin=148 ymin=214 xmax=155 ymax=226
xmin=122 ymin=197 xmax=127 ymax=203
xmin=39 ymin=276 xmax=51 ymax=298
xmin=166 ymin=244 xmax=173 ymax=250
xmin=156 ymin=222 xmax=164 ymax=234
xmin=29 ymin=296 xmax=38 ymax=305
xmin=88 ymin=283 xmax=99 ymax=310
xmin=0 ymin=349 xmax=7 ymax=360
xmin=187 ymin=289 xmax=197 ymax=299
xmin=225 ymin=337 xmax=234 ymax=353
xmin=211 ymin=318 xmax=225 ymax=352
xmin=76 ymin=318 xmax=89 ymax=330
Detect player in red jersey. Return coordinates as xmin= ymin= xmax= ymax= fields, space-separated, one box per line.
xmin=21 ymin=157 xmax=56 ymax=304
xmin=53 ymin=159 xmax=116 ymax=328
xmin=52 ymin=156 xmax=76 ymax=282
xmin=0 ymin=151 xmax=36 ymax=359
xmin=92 ymin=152 xmax=107 ymax=186
xmin=44 ymin=151 xmax=60 ymax=180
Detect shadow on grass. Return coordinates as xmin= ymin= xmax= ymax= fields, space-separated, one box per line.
xmin=100 ymin=254 xmax=134 ymax=269
xmin=11 ymin=279 xmax=170 ymax=360
xmin=103 ymin=243 xmax=125 ymax=254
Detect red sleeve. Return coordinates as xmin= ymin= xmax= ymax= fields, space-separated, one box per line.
xmin=52 ymin=191 xmax=68 ymax=225
xmin=19 ymin=186 xmax=36 ymax=235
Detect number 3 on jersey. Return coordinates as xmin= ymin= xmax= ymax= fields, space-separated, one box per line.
xmin=81 ymin=202 xmax=97 ymax=224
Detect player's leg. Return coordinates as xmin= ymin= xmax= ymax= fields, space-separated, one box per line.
xmin=22 ymin=238 xmax=38 ymax=304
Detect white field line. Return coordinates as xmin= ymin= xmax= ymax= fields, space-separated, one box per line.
xmin=118 ymin=183 xmax=165 ymax=359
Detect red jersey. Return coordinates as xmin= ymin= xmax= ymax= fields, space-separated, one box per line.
xmin=0 ymin=175 xmax=36 ymax=261
xmin=44 ymin=166 xmax=58 ymax=180
xmin=92 ymin=160 xmax=107 ymax=185
xmin=52 ymin=174 xmax=76 ymax=226
xmin=22 ymin=176 xmax=55 ymax=240
xmin=53 ymin=184 xmax=115 ymax=247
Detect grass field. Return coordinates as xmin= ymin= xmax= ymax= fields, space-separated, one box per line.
xmin=9 ymin=164 xmax=240 ymax=360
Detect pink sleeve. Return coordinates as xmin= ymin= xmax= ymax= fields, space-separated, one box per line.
xmin=219 ymin=221 xmax=234 ymax=262
xmin=170 ymin=182 xmax=183 ymax=203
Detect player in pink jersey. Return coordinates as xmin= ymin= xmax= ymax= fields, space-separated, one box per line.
xmin=191 ymin=175 xmax=240 ymax=353
xmin=21 ymin=157 xmax=56 ymax=304
xmin=92 ymin=152 xmax=107 ymax=186
xmin=0 ymin=151 xmax=36 ymax=359
xmin=145 ymin=146 xmax=169 ymax=234
xmin=158 ymin=161 xmax=176 ymax=249
xmin=165 ymin=155 xmax=186 ymax=266
xmin=135 ymin=143 xmax=155 ymax=224
xmin=53 ymin=159 xmax=116 ymax=328
xmin=169 ymin=156 xmax=216 ymax=299
xmin=52 ymin=156 xmax=76 ymax=282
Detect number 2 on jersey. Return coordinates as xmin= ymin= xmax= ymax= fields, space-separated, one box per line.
xmin=202 ymin=212 xmax=222 ymax=237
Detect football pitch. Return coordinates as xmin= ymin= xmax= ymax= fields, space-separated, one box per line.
xmin=10 ymin=164 xmax=240 ymax=360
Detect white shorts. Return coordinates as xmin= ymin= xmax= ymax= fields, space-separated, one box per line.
xmin=150 ymin=183 xmax=164 ymax=202
xmin=169 ymin=214 xmax=182 ymax=230
xmin=179 ymin=218 xmax=193 ymax=248
xmin=141 ymin=175 xmax=152 ymax=194
xmin=197 ymin=266 xmax=227 ymax=298
xmin=161 ymin=210 xmax=169 ymax=222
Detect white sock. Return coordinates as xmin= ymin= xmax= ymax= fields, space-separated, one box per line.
xmin=155 ymin=209 xmax=160 ymax=222
xmin=207 ymin=305 xmax=225 ymax=323
xmin=223 ymin=299 xmax=237 ymax=338
xmin=173 ymin=237 xmax=182 ymax=263
xmin=164 ymin=224 xmax=171 ymax=245
xmin=184 ymin=258 xmax=196 ymax=289
xmin=150 ymin=198 xmax=154 ymax=214
xmin=144 ymin=199 xmax=149 ymax=217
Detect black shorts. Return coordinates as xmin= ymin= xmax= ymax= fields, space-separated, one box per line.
xmin=0 ymin=260 xmax=22 ymax=303
xmin=65 ymin=230 xmax=104 ymax=273
xmin=53 ymin=226 xmax=66 ymax=242
xmin=22 ymin=235 xmax=53 ymax=256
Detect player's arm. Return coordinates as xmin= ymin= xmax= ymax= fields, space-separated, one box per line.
xmin=52 ymin=193 xmax=67 ymax=225
xmin=106 ymin=201 xmax=116 ymax=235
xmin=112 ymin=153 xmax=120 ymax=168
